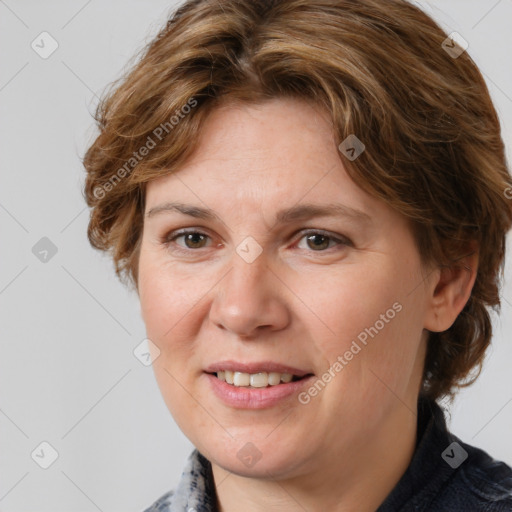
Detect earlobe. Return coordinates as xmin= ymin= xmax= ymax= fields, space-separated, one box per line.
xmin=424 ymin=247 xmax=479 ymax=333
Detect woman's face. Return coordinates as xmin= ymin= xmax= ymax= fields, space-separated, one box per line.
xmin=138 ymin=97 xmax=433 ymax=478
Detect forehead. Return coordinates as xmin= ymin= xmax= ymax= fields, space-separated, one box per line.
xmin=186 ymin=97 xmax=335 ymax=165
xmin=145 ymin=98 xmax=379 ymax=215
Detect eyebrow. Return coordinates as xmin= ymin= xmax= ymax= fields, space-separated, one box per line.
xmin=145 ymin=201 xmax=372 ymax=225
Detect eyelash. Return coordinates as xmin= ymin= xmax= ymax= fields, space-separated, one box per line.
xmin=161 ymin=228 xmax=352 ymax=255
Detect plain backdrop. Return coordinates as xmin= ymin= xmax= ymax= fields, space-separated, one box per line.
xmin=1 ymin=1 xmax=511 ymax=511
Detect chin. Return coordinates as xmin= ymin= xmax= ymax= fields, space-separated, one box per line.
xmin=200 ymin=434 xmax=309 ymax=480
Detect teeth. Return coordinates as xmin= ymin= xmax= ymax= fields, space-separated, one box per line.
xmin=280 ymin=373 xmax=293 ymax=383
xmin=233 ymin=372 xmax=250 ymax=386
xmin=268 ymin=372 xmax=282 ymax=385
xmin=215 ymin=370 xmax=298 ymax=387
xmin=250 ymin=372 xmax=268 ymax=388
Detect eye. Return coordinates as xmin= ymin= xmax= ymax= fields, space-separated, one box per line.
xmin=295 ymin=230 xmax=351 ymax=252
xmin=161 ymin=228 xmax=352 ymax=255
xmin=163 ymin=229 xmax=212 ymax=252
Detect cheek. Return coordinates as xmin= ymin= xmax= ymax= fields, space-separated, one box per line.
xmin=138 ymin=254 xmax=203 ymax=341
xmin=138 ymin=259 xmax=207 ymax=428
xmin=300 ymin=256 xmax=426 ymax=393
xmin=296 ymin=262 xmax=403 ymax=348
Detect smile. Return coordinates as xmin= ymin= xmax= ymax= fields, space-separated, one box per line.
xmin=214 ymin=370 xmax=307 ymax=388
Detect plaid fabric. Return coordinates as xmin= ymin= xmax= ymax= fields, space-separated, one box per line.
xmin=143 ymin=448 xmax=217 ymax=512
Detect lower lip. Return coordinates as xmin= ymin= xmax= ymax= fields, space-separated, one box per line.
xmin=205 ymin=373 xmax=314 ymax=409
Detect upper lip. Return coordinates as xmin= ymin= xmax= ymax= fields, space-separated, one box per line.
xmin=204 ymin=360 xmax=314 ymax=377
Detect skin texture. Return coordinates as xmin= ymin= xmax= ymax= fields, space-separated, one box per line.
xmin=138 ymin=97 xmax=478 ymax=512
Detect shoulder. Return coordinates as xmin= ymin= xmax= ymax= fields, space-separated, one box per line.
xmin=460 ymin=442 xmax=512 ymax=507
xmin=141 ymin=489 xmax=174 ymax=512
xmin=433 ymin=439 xmax=512 ymax=511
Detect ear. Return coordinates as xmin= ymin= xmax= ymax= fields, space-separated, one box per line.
xmin=423 ymin=242 xmax=479 ymax=333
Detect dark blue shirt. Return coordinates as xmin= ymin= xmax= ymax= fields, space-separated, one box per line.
xmin=143 ymin=397 xmax=512 ymax=511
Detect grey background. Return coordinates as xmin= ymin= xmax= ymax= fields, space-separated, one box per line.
xmin=0 ymin=1 xmax=511 ymax=511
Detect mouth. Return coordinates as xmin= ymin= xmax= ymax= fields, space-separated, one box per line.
xmin=203 ymin=361 xmax=315 ymax=408
xmin=207 ymin=370 xmax=314 ymax=388
xmin=204 ymin=360 xmax=314 ymax=388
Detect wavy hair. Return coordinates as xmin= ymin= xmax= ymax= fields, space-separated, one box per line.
xmin=83 ymin=0 xmax=512 ymax=400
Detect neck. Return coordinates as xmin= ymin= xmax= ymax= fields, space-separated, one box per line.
xmin=211 ymin=404 xmax=418 ymax=512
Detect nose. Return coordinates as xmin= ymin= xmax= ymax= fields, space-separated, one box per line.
xmin=208 ymin=250 xmax=290 ymax=338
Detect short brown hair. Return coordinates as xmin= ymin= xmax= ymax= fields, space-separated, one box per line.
xmin=83 ymin=0 xmax=512 ymax=401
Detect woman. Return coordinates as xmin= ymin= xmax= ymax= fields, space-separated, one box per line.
xmin=83 ymin=0 xmax=512 ymax=510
